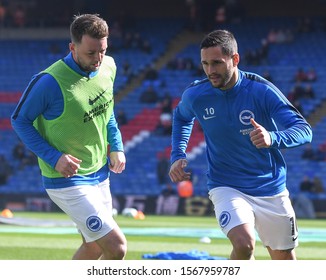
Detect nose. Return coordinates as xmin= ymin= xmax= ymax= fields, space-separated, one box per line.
xmin=206 ymin=64 xmax=215 ymax=75
xmin=95 ymin=52 xmax=103 ymax=62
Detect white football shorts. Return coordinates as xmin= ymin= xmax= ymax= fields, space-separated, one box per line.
xmin=46 ymin=179 xmax=117 ymax=243
xmin=209 ymin=187 xmax=298 ymax=250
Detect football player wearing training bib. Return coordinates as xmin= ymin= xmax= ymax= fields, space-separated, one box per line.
xmin=12 ymin=14 xmax=127 ymax=260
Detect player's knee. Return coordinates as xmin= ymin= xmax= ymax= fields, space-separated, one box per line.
xmin=232 ymin=236 xmax=255 ymax=259
xmin=98 ymin=228 xmax=127 ymax=259
xmin=109 ymin=243 xmax=127 ymax=260
xmin=234 ymin=242 xmax=254 ymax=258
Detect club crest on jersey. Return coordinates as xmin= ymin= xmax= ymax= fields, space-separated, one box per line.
xmin=86 ymin=216 xmax=102 ymax=232
xmin=219 ymin=211 xmax=231 ymax=228
xmin=239 ymin=110 xmax=255 ymax=125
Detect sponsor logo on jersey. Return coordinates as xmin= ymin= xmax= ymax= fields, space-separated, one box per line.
xmin=203 ymin=115 xmax=217 ymax=120
xmin=83 ymin=99 xmax=112 ymax=123
xmin=89 ymin=87 xmax=110 ymax=106
xmin=86 ymin=216 xmax=102 ymax=232
xmin=239 ymin=127 xmax=254 ymax=135
xmin=219 ymin=211 xmax=231 ymax=228
xmin=239 ymin=110 xmax=255 ymax=125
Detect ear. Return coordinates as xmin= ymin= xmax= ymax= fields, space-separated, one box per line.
xmin=232 ymin=53 xmax=240 ymax=66
xmin=69 ymin=42 xmax=75 ymax=52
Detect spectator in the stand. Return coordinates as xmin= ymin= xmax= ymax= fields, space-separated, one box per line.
xmin=194 ymin=62 xmax=205 ymax=77
xmin=297 ymin=17 xmax=315 ymax=33
xmin=258 ymin=39 xmax=270 ymax=64
xmin=185 ymin=0 xmax=200 ymax=31
xmin=266 ymin=28 xmax=278 ymax=44
xmin=293 ymin=100 xmax=305 ymax=117
xmin=160 ymin=183 xmax=177 ymax=197
xmin=167 ymin=57 xmax=195 ymax=71
xmin=314 ymin=144 xmax=326 ymax=161
xmin=121 ymin=32 xmax=133 ymax=49
xmin=156 ymin=151 xmax=170 ymax=187
xmin=266 ymin=27 xmax=293 ymax=45
xmin=215 ymin=5 xmax=227 ymax=25
xmin=159 ymin=92 xmax=173 ymax=115
xmin=140 ymin=39 xmax=152 ymax=54
xmin=144 ymin=64 xmax=158 ymax=81
xmin=121 ymin=61 xmax=134 ymax=83
xmin=116 ymin=109 xmax=128 ymax=127
xmin=299 ymin=175 xmax=315 ymax=192
xmin=12 ymin=140 xmax=26 ymax=161
xmin=154 ymin=113 xmax=172 ymax=136
xmin=139 ymin=85 xmax=159 ymax=104
xmin=156 ymin=182 xmax=179 ymax=215
xmin=0 ymin=1 xmax=8 ymax=27
xmin=0 ymin=154 xmax=12 ymax=185
xmin=183 ymin=57 xmax=195 ymax=71
xmin=287 ymin=82 xmax=305 ymax=102
xmin=156 ymin=92 xmax=173 ymax=136
xmin=306 ymin=67 xmax=317 ymax=82
xmin=12 ymin=140 xmax=37 ymax=169
xmin=294 ymin=68 xmax=308 ymax=82
xmin=48 ymin=42 xmax=63 ymax=60
xmin=302 ymin=84 xmax=315 ymax=99
xmin=12 ymin=4 xmax=26 ymax=27
xmin=294 ymin=67 xmax=317 ymax=83
xmin=274 ymin=29 xmax=285 ymax=44
xmin=262 ymin=70 xmax=273 ymax=83
xmin=121 ymin=31 xmax=151 ymax=52
xmin=293 ymin=175 xmax=317 ymax=219
xmin=283 ymin=28 xmax=294 ymax=44
xmin=301 ymin=143 xmax=316 ymax=160
xmin=109 ymin=20 xmax=123 ymax=40
xmin=243 ymin=37 xmax=270 ymax=66
xmin=243 ymin=49 xmax=260 ymax=65
xmin=22 ymin=150 xmax=38 ymax=167
xmin=224 ymin=0 xmax=245 ymax=24
xmin=313 ymin=176 xmax=325 ymax=194
xmin=130 ymin=32 xmax=142 ymax=49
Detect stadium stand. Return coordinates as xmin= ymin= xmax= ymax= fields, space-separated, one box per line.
xmin=0 ymin=3 xmax=326 ymax=217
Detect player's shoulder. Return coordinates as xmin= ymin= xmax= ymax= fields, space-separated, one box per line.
xmin=102 ymin=55 xmax=117 ymax=75
xmin=241 ymin=70 xmax=271 ymax=86
xmin=103 ymin=55 xmax=116 ymax=66
xmin=189 ymin=77 xmax=210 ymax=88
xmin=240 ymin=70 xmax=276 ymax=92
xmin=183 ymin=77 xmax=210 ymax=94
xmin=240 ymin=70 xmax=285 ymax=104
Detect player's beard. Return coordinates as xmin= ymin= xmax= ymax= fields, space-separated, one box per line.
xmin=209 ymin=69 xmax=233 ymax=90
xmin=75 ymin=55 xmax=101 ymax=73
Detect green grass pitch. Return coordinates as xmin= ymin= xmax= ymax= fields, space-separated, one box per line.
xmin=0 ymin=212 xmax=325 ymax=260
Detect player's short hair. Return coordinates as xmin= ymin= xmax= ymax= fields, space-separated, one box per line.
xmin=70 ymin=14 xmax=109 ymax=43
xmin=200 ymin=29 xmax=238 ymax=57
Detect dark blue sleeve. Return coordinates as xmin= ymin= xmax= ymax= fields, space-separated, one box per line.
xmin=107 ymin=112 xmax=124 ymax=152
xmin=11 ymin=73 xmax=64 ymax=168
xmin=170 ymin=92 xmax=195 ymax=164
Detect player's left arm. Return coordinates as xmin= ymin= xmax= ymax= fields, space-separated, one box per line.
xmin=249 ymin=118 xmax=271 ymax=148
xmin=263 ymin=89 xmax=313 ymax=149
xmin=107 ymin=112 xmax=126 ymax=173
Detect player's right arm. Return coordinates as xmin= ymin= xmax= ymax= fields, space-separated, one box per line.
xmin=169 ymin=89 xmax=196 ymax=182
xmin=11 ymin=74 xmax=63 ymax=169
xmin=169 ymin=158 xmax=191 ymax=183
